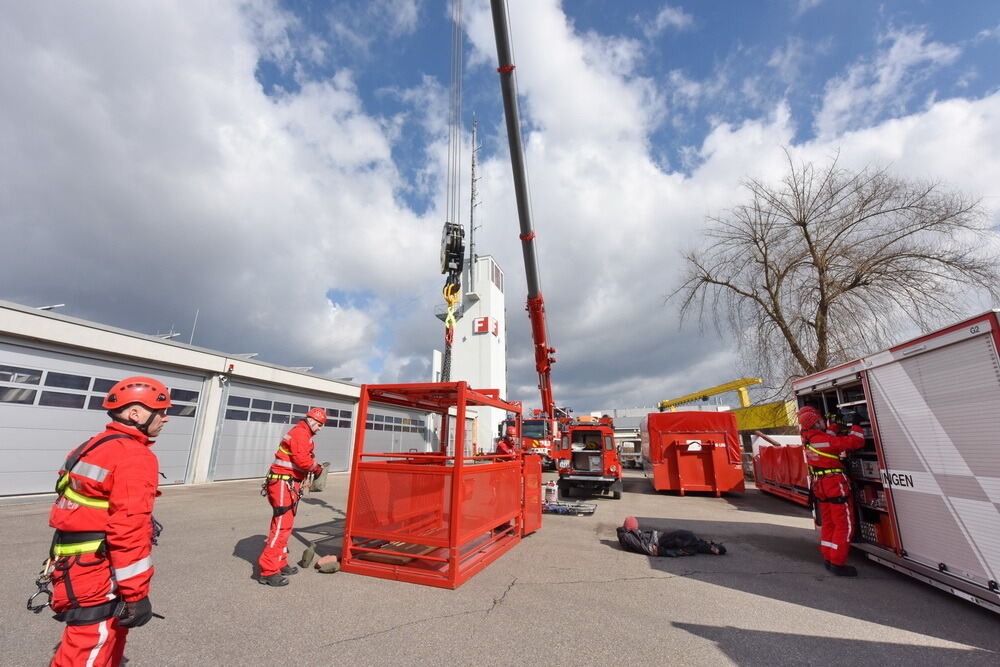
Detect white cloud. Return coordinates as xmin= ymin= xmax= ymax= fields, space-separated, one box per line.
xmin=795 ymin=0 xmax=824 ymax=16
xmin=641 ymin=4 xmax=694 ymax=40
xmin=975 ymin=23 xmax=1000 ymax=43
xmin=0 ymin=0 xmax=441 ymax=381
xmin=815 ymin=27 xmax=962 ymax=138
xmin=2 ymin=0 xmax=999 ymax=413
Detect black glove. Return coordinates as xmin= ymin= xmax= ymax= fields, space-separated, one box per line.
xmin=118 ymin=597 xmax=153 ymax=628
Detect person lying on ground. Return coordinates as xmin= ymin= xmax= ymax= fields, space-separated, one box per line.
xmin=616 ymin=516 xmax=727 ymax=557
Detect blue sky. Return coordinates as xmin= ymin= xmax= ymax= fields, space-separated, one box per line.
xmin=2 ymin=1 xmax=1000 ymax=412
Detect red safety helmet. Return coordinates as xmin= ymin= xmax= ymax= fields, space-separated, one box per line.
xmin=796 ymin=405 xmax=822 ymax=429
xmin=623 ymin=516 xmax=639 ymax=531
xmin=306 ymin=407 xmax=327 ymax=425
xmin=103 ymin=377 xmax=172 ymax=411
xmin=506 ymin=426 xmax=516 ymax=436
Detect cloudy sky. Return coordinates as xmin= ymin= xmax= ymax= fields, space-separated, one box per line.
xmin=2 ymin=0 xmax=999 ymax=414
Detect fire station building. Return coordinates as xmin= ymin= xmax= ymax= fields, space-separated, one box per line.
xmin=0 ymin=301 xmax=430 ymax=498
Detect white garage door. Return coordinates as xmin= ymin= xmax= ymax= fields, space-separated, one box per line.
xmin=0 ymin=341 xmax=205 ymax=496
xmin=212 ymin=382 xmax=356 ymax=480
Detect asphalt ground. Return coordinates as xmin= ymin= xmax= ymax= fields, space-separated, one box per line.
xmin=3 ymin=469 xmax=999 ymax=666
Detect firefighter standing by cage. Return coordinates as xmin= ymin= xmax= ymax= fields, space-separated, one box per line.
xmin=257 ymin=407 xmax=327 ymax=586
xmin=43 ymin=377 xmax=171 ymax=667
xmin=797 ymin=405 xmax=865 ymax=576
xmin=495 ymin=425 xmax=519 ymax=457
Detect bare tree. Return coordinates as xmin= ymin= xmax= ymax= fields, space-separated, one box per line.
xmin=673 ymin=150 xmax=1000 ymax=390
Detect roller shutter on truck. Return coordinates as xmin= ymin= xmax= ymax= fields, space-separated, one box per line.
xmin=867 ymin=331 xmax=1000 ymax=590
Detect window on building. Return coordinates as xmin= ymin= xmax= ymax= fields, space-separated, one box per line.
xmin=87 ymin=396 xmax=105 ymax=410
xmin=271 ymin=414 xmax=290 ymax=424
xmin=273 ymin=402 xmax=291 ymax=412
xmin=0 ymin=365 xmax=42 ymax=384
xmin=167 ymin=405 xmax=197 ymax=418
xmin=228 ymin=396 xmax=251 ymax=408
xmin=44 ymin=372 xmax=90 ymax=390
xmin=92 ymin=378 xmax=116 ymax=393
xmin=249 ymin=412 xmax=270 ymax=423
xmin=0 ymin=387 xmax=37 ymax=404
xmin=251 ymin=399 xmax=272 ymax=410
xmin=340 ymin=409 xmax=352 ymax=418
xmin=225 ymin=409 xmax=248 ymax=421
xmin=293 ymin=404 xmax=308 ymax=414
xmin=337 ymin=420 xmax=350 ymax=429
xmin=38 ymin=391 xmax=87 ymax=409
xmin=171 ymin=388 xmax=199 ymax=402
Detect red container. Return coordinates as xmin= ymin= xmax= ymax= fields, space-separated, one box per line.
xmin=640 ymin=412 xmax=745 ymax=496
xmin=753 ymin=440 xmax=810 ymax=506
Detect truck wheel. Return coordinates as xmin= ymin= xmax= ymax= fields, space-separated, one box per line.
xmin=613 ymin=490 xmax=622 ymax=500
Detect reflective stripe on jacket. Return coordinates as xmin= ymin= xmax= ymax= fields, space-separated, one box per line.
xmin=49 ymin=422 xmax=160 ymax=601
xmin=801 ymin=425 xmax=865 ymax=472
xmin=268 ymin=420 xmax=319 ymax=480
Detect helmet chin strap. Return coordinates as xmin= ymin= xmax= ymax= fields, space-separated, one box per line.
xmin=107 ymin=406 xmax=156 ymax=435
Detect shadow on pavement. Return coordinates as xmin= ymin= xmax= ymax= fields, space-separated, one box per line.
xmin=232 ymin=534 xmax=265 ymax=578
xmin=612 ymin=515 xmax=1000 ymax=653
xmin=673 ymin=623 xmax=997 ymax=665
xmin=723 ymin=488 xmax=812 ymax=518
xmin=294 ymin=497 xmax=346 ymax=559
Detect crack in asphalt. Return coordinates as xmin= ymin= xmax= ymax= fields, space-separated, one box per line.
xmin=321 ymin=608 xmax=486 ymax=647
xmin=320 ymin=569 xmax=898 ymax=646
xmin=485 ymin=577 xmax=518 ymax=616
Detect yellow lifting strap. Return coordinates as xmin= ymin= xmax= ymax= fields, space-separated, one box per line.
xmin=442 ymin=283 xmax=459 ymax=330
xmin=804 ymin=444 xmax=841 ymax=461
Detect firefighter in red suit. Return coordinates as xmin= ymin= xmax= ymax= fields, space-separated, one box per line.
xmin=797 ymin=405 xmax=865 ymax=577
xmin=496 ymin=426 xmax=519 ymax=457
xmin=47 ymin=376 xmax=171 ymax=667
xmin=257 ymin=407 xmax=326 ymax=586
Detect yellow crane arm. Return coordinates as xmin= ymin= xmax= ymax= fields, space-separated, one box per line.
xmin=658 ymin=378 xmax=762 ymax=411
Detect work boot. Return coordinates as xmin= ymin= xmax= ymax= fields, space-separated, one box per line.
xmin=257 ymin=573 xmax=289 ymax=587
xmin=829 ymin=563 xmax=857 ymax=577
xmin=280 ymin=565 xmax=299 ymax=576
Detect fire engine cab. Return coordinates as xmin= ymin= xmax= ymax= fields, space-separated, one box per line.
xmin=556 ymin=416 xmax=623 ymax=499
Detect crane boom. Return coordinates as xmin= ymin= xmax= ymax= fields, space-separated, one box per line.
xmin=658 ymin=377 xmax=762 ymax=411
xmin=489 ymin=0 xmax=556 ymax=420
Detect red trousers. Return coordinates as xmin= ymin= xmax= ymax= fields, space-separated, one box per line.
xmin=813 ymin=473 xmax=854 ymax=566
xmin=258 ymin=478 xmax=301 ymax=576
xmin=51 ymin=618 xmax=128 ymax=667
xmin=49 ymin=553 xmax=130 ymax=666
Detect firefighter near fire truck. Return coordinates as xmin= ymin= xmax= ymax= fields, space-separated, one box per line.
xmin=496 ymin=425 xmax=519 ymax=457
xmin=30 ymin=376 xmax=171 ymax=667
xmin=256 ymin=407 xmax=329 ymax=587
xmin=797 ymin=405 xmax=865 ymax=577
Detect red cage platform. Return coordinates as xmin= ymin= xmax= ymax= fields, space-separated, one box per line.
xmin=341 ymin=382 xmax=542 ymax=589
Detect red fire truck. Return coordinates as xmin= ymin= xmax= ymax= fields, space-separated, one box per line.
xmin=500 ymin=416 xmax=557 ymax=469
xmin=793 ymin=311 xmax=1000 ymax=614
xmin=555 ymin=416 xmax=623 ymax=499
